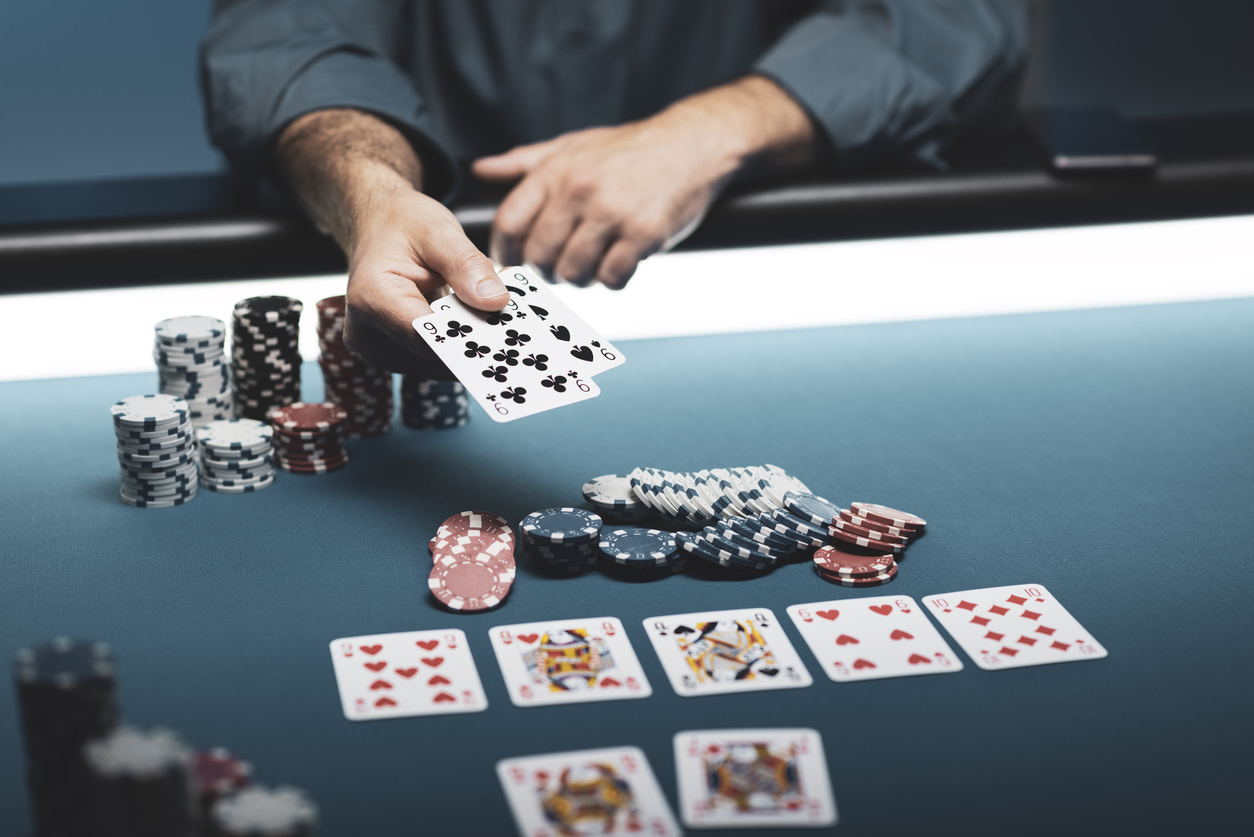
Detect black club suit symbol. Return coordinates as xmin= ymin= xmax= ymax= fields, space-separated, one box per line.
xmin=541 ymin=375 xmax=569 ymax=393
xmin=503 ymin=330 xmax=531 ymax=347
xmin=493 ymin=349 xmax=520 ymax=366
xmin=486 ymin=310 xmax=514 ymax=326
xmin=523 ymin=353 xmax=549 ymax=371
xmin=501 ymin=387 xmax=527 ymax=404
xmin=463 ymin=341 xmax=491 ymax=359
xmin=482 ymin=365 xmax=510 ymax=382
xmin=445 ymin=321 xmax=472 ymax=338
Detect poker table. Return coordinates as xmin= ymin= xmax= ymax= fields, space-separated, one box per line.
xmin=2 ymin=290 xmax=1252 ymax=835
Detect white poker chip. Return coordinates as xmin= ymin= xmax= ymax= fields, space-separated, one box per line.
xmin=197 ymin=419 xmax=274 ymax=450
xmin=582 ymin=474 xmax=644 ymax=508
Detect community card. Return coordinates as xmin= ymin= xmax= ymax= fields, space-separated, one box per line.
xmin=923 ymin=583 xmax=1108 ymax=671
xmin=787 ymin=595 xmax=963 ymax=682
xmin=497 ymin=746 xmax=680 ymax=837
xmin=642 ymin=608 xmax=812 ymax=697
xmin=673 ymin=728 xmax=837 ymax=828
xmin=328 ymin=629 xmax=487 ymax=720
xmin=488 ymin=617 xmax=652 ymax=707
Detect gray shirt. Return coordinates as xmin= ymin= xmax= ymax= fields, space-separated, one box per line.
xmin=201 ymin=0 xmax=1029 ymax=202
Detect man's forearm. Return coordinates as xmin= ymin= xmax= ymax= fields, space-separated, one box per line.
xmin=273 ymin=109 xmax=424 ymax=254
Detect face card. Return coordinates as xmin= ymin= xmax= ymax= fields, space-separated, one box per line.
xmin=673 ymin=728 xmax=837 ymax=828
xmin=497 ymin=746 xmax=680 ymax=837
xmin=641 ymin=608 xmax=813 ymax=697
xmin=488 ymin=617 xmax=652 ymax=707
xmin=328 ymin=629 xmax=487 ymax=720
xmin=922 ymin=583 xmax=1108 ymax=671
xmin=786 ymin=596 xmax=964 ymax=682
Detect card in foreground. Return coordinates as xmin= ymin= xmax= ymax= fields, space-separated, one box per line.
xmin=488 ymin=616 xmax=652 ymax=707
xmin=328 ymin=629 xmax=487 ymax=720
xmin=497 ymin=746 xmax=680 ymax=837
xmin=674 ymin=728 xmax=837 ymax=828
xmin=642 ymin=608 xmax=812 ymax=697
xmin=923 ymin=583 xmax=1107 ymax=670
xmin=787 ymin=595 xmax=963 ymax=682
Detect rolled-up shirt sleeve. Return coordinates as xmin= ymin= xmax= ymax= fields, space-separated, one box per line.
xmin=200 ymin=0 xmax=457 ymax=200
xmin=754 ymin=0 xmax=1030 ymax=170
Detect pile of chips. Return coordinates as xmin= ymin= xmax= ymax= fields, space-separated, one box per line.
xmin=82 ymin=726 xmax=197 ymax=834
xmin=598 ymin=527 xmax=685 ymax=575
xmin=209 ymin=785 xmax=318 ymax=837
xmin=581 ymin=474 xmax=652 ymax=524
xmin=519 ymin=508 xmax=604 ymax=573
xmin=267 ymin=402 xmax=349 ymax=474
xmin=193 ymin=748 xmax=252 ymax=822
xmin=427 ymin=512 xmax=516 ymax=611
xmin=153 ymin=316 xmax=233 ymax=428
xmin=196 ymin=418 xmax=276 ymax=494
xmin=400 ymin=377 xmax=471 ymax=429
xmin=316 ymin=296 xmax=393 ymax=437
xmin=803 ymin=500 xmax=926 ymax=587
xmin=626 ymin=465 xmax=813 ymax=528
xmin=112 ymin=394 xmax=198 ymax=508
xmin=232 ymin=296 xmax=303 ymax=421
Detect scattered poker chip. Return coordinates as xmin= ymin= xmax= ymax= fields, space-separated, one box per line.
xmin=718 ymin=518 xmax=798 ymax=556
xmin=428 ymin=553 xmax=513 ymax=611
xmin=818 ymin=561 xmax=899 ymax=587
xmin=598 ymin=528 xmax=678 ymax=567
xmin=583 ymin=474 xmax=643 ymax=508
xmin=678 ymin=532 xmax=772 ymax=571
xmin=837 ymin=509 xmax=918 ymax=538
xmin=437 ymin=511 xmax=514 ymax=544
xmin=318 ymin=296 xmax=395 ymax=438
xmin=850 ymin=502 xmax=927 ymax=530
xmin=812 ymin=544 xmax=895 ymax=576
xmin=830 ymin=518 xmax=909 ymax=547
xmin=784 ymin=491 xmax=844 ymax=527
xmin=701 ymin=530 xmax=783 ymax=565
xmin=520 ymin=508 xmax=602 ymax=544
xmin=769 ymin=509 xmax=829 ymax=546
xmin=826 ymin=525 xmax=904 ymax=553
xmin=400 ymin=377 xmax=469 ymax=431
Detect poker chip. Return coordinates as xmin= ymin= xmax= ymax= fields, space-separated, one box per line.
xmin=231 ymin=296 xmax=303 ymax=421
xmin=209 ymin=785 xmax=318 ymax=837
xmin=818 ymin=561 xmax=899 ymax=587
xmin=437 ymin=511 xmax=515 ymax=544
xmin=621 ymin=465 xmax=815 ymax=529
xmin=829 ymin=518 xmax=909 ymax=547
xmin=193 ymin=748 xmax=252 ymax=816
xmin=678 ymin=532 xmax=772 ymax=571
xmin=400 ymin=377 xmax=470 ymax=430
xmin=784 ymin=491 xmax=843 ymax=527
xmin=836 ymin=509 xmax=918 ymax=538
xmin=812 ymin=544 xmax=896 ymax=576
xmin=826 ymin=525 xmax=904 ymax=553
xmin=83 ymin=726 xmax=197 ymax=833
xmin=850 ymin=502 xmax=927 ymax=530
xmin=521 ymin=508 xmax=602 ymax=544
xmin=196 ymin=419 xmax=276 ymax=494
xmin=598 ymin=528 xmax=679 ymax=567
xmin=582 ymin=474 xmax=652 ymax=523
xmin=154 ymin=316 xmax=234 ymax=428
xmin=267 ymin=403 xmax=349 ymax=474
xmin=428 ymin=553 xmax=513 ymax=611
xmin=769 ymin=509 xmax=829 ymax=547
xmin=111 ymin=396 xmax=198 ymax=508
xmin=317 ymin=296 xmax=395 ymax=438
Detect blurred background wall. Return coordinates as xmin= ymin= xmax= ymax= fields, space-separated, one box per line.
xmin=1 ymin=0 xmax=1251 ymax=187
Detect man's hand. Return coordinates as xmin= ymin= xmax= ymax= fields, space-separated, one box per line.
xmin=473 ymin=75 xmax=818 ymax=289
xmin=274 ymin=109 xmax=508 ymax=376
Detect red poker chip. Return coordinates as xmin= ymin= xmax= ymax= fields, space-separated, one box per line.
xmin=193 ymin=748 xmax=251 ymax=799
xmin=837 ymin=509 xmax=917 ymax=538
xmin=850 ymin=502 xmax=926 ymax=530
xmin=431 ymin=535 xmax=515 ymax=569
xmin=278 ymin=456 xmax=348 ymax=474
xmin=812 ymin=544 xmax=895 ymax=576
xmin=268 ymin=402 xmax=348 ymax=431
xmin=437 ymin=511 xmax=514 ymax=544
xmin=826 ymin=526 xmax=904 ymax=553
xmin=275 ymin=446 xmax=346 ymax=461
xmin=428 ymin=554 xmax=513 ymax=611
xmin=829 ymin=518 xmax=909 ymax=547
xmin=819 ymin=561 xmax=898 ymax=586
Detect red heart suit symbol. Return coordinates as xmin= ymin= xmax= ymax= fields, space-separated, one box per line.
xmin=816 ymin=610 xmax=840 ymax=621
xmin=364 ymin=661 xmax=386 ymax=672
xmin=432 ymin=692 xmax=456 ymax=703
xmin=599 ymin=678 xmax=621 ymax=688
xmin=369 ymin=679 xmax=393 ymax=690
xmin=428 ymin=675 xmax=451 ymax=686
xmin=416 ymin=640 xmax=440 ymax=651
xmin=360 ymin=644 xmax=383 ymax=655
xmin=852 ymin=659 xmax=877 ymax=670
xmin=869 ymin=605 xmax=893 ymax=616
xmin=835 ymin=634 xmax=859 ymax=645
xmin=890 ymin=630 xmax=914 ymax=641
xmin=421 ymin=657 xmax=444 ymax=668
xmin=517 ymin=634 xmax=540 ymax=644
xmin=908 ymin=654 xmax=932 ymax=665
xmin=374 ymin=697 xmax=397 ymax=707
xmin=394 ymin=668 xmax=418 ymax=678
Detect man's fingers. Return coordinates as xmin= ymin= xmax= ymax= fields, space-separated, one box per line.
xmin=490 ymin=176 xmax=548 ymax=267
xmin=521 ymin=201 xmax=581 ymax=280
xmin=472 ymin=138 xmax=561 ymax=182
xmin=417 ymin=222 xmax=509 ymax=312
xmin=554 ymin=219 xmax=616 ymax=286
xmin=597 ymin=238 xmax=653 ymax=290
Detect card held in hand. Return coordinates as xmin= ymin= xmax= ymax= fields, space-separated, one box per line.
xmin=328 ymin=629 xmax=487 ymax=720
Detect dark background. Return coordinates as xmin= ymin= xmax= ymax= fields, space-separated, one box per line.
xmin=1 ymin=0 xmax=1253 ymax=188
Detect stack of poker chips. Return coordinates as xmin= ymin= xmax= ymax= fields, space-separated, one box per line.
xmin=316 ymin=296 xmax=393 ymax=437
xmin=800 ymin=498 xmax=926 ymax=588
xmin=400 ymin=377 xmax=470 ymax=429
xmin=154 ymin=316 xmax=234 ymax=427
xmin=519 ymin=508 xmax=604 ymax=573
xmin=207 ymin=786 xmax=318 ymax=837
xmin=82 ymin=726 xmax=197 ymax=835
xmin=427 ymin=511 xmax=516 ymax=612
xmin=231 ymin=296 xmax=303 ymax=421
xmin=13 ymin=638 xmax=119 ymax=837
xmin=193 ymin=749 xmax=252 ymax=824
xmin=197 ymin=419 xmax=276 ymax=494
xmin=598 ymin=527 xmax=686 ymax=575
xmin=112 ymin=394 xmax=199 ymax=508
xmin=267 ymin=402 xmax=349 ymax=474
xmin=582 ymin=474 xmax=652 ymax=524
xmin=626 ymin=465 xmax=812 ymax=529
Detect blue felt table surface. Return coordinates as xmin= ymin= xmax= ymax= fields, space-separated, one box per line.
xmin=2 ymin=299 xmax=1252 ymax=836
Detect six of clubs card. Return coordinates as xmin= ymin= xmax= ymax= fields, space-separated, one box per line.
xmin=328 ymin=629 xmax=487 ymax=720
xmin=787 ymin=595 xmax=963 ymax=682
xmin=497 ymin=746 xmax=680 ymax=837
xmin=488 ymin=616 xmax=652 ymax=707
xmin=673 ymin=728 xmax=837 ymax=828
xmin=923 ymin=583 xmax=1107 ymax=670
xmin=642 ymin=608 xmax=813 ymax=696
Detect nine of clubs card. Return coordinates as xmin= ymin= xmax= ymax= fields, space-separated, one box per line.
xmin=328 ymin=629 xmax=487 ymax=720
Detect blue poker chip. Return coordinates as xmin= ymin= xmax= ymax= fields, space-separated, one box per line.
xmin=521 ymin=508 xmax=603 ymax=544
xmin=720 ymin=517 xmax=798 ymax=555
xmin=702 ymin=529 xmax=784 ymax=565
xmin=598 ymin=528 xmax=679 ymax=567
xmin=712 ymin=524 xmax=793 ymax=561
xmin=769 ymin=509 xmax=829 ymax=547
xmin=784 ymin=491 xmax=842 ymax=527
xmin=676 ymin=532 xmax=772 ymax=571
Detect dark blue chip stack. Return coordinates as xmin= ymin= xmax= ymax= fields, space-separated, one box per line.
xmin=519 ymin=508 xmax=604 ymax=573
xmin=83 ymin=727 xmax=197 ymax=836
xmin=232 ymin=296 xmax=303 ymax=421
xmin=400 ymin=377 xmax=470 ymax=429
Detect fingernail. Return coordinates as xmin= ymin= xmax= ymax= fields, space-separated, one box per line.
xmin=477 ymin=277 xmax=507 ymax=298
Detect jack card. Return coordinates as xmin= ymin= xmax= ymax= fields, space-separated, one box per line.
xmin=488 ymin=616 xmax=652 ymax=707
xmin=328 ymin=629 xmax=487 ymax=720
xmin=923 ymin=583 xmax=1108 ymax=671
xmin=642 ymin=607 xmax=813 ymax=697
xmin=787 ymin=595 xmax=963 ymax=682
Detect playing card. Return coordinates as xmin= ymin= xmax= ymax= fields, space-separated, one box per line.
xmin=497 ymin=746 xmax=680 ymax=837
xmin=787 ymin=595 xmax=963 ymax=682
xmin=642 ymin=608 xmax=813 ymax=697
xmin=328 ymin=629 xmax=487 ymax=720
xmin=496 ymin=266 xmax=626 ymax=377
xmin=923 ymin=583 xmax=1108 ymax=671
xmin=673 ymin=728 xmax=837 ymax=828
xmin=488 ymin=617 xmax=652 ymax=707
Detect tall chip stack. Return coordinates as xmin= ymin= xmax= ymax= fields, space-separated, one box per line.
xmin=82 ymin=727 xmax=197 ymax=836
xmin=153 ymin=316 xmax=234 ymax=428
xmin=315 ymin=296 xmax=394 ymax=437
xmin=207 ymin=786 xmax=318 ymax=837
xmin=231 ymin=296 xmax=303 ymax=421
xmin=112 ymin=394 xmax=199 ymax=508
xmin=267 ymin=402 xmax=350 ymax=474
xmin=14 ymin=638 xmax=119 ymax=837
xmin=400 ymin=377 xmax=471 ymax=429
